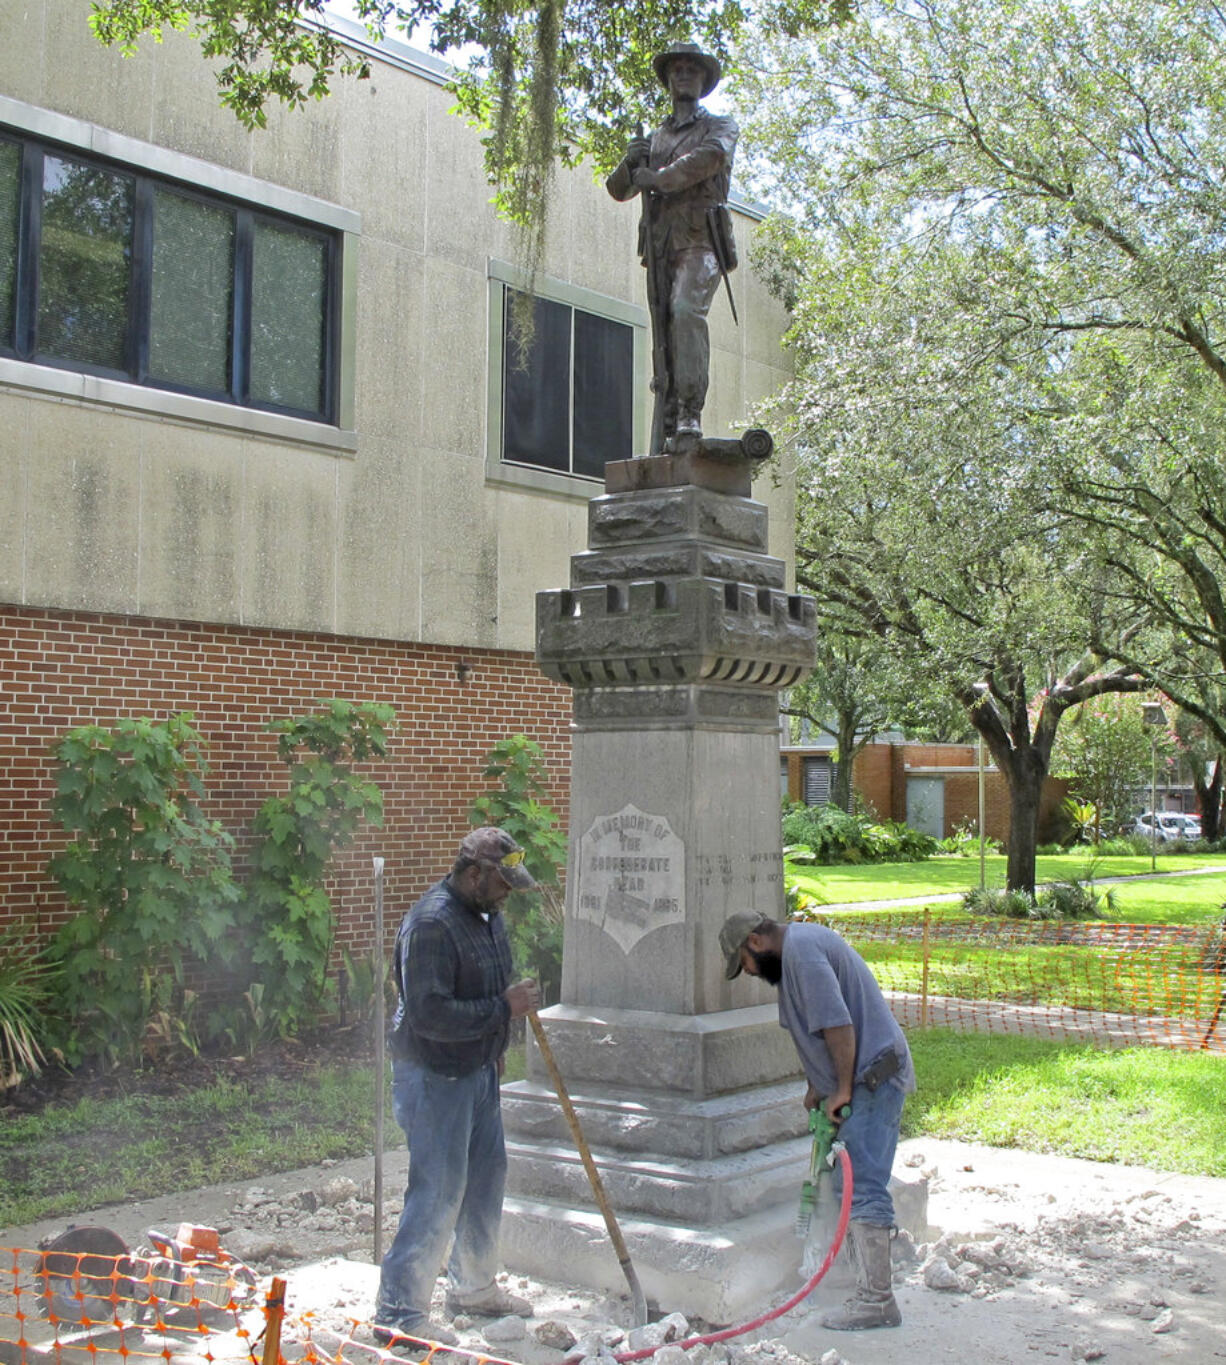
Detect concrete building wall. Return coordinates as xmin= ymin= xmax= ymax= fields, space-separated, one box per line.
xmin=0 ymin=1 xmax=795 ymax=654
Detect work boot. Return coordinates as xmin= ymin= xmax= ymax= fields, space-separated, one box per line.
xmin=820 ymin=1222 xmax=901 ymax=1331
xmin=444 ymin=1282 xmax=533 ymax=1319
xmin=372 ymin=1317 xmax=459 ymax=1350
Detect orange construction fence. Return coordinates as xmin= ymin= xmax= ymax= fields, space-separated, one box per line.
xmin=822 ymin=911 xmax=1226 ymax=1053
xmin=0 ymin=1239 xmax=520 ymax=1365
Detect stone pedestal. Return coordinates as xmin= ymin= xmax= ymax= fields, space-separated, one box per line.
xmin=502 ymin=451 xmax=821 ymax=1321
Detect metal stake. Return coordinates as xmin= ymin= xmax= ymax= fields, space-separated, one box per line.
xmin=373 ymin=856 xmax=386 ymax=1266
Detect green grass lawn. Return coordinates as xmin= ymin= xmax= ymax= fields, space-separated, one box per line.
xmin=790 ymin=852 xmax=1226 ymax=918
xmin=908 ymin=1029 xmax=1226 ymax=1175
xmin=1105 ymin=873 xmax=1226 ymax=924
xmin=3 ymin=1030 xmax=1223 ymax=1233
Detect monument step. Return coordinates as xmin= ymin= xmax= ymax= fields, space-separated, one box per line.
xmin=504 ymin=1132 xmax=812 ymax=1225
xmin=501 ymin=1078 xmax=809 ymax=1159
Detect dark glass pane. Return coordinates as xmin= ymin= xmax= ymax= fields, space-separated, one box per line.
xmin=150 ymin=188 xmax=234 ymax=394
xmin=250 ymin=219 xmax=327 ymax=414
xmin=573 ymin=309 xmax=633 ymax=476
xmin=0 ymin=140 xmax=19 ymax=349
xmin=39 ymin=154 xmax=133 ymax=371
xmin=503 ymin=288 xmax=570 ymax=472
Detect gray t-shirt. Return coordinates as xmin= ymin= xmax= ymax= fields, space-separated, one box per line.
xmin=777 ymin=923 xmax=916 ymax=1098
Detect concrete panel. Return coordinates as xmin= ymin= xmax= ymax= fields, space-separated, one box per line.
xmin=417 ymin=448 xmax=497 ymax=648
xmin=334 ymin=431 xmax=422 ymax=641
xmin=0 ymin=397 xmax=30 ymax=600
xmin=419 ymin=257 xmax=486 ymax=456
xmin=548 ymin=167 xmax=642 ymax=305
xmin=706 ymin=344 xmax=747 ymax=440
xmin=148 ymin=33 xmax=255 ymax=175
xmin=338 ymin=76 xmax=428 ymax=253
xmin=743 ymin=355 xmax=787 ymax=414
xmin=421 ymin=90 xmax=515 ymax=273
xmin=739 ymin=223 xmax=795 ymax=369
xmin=137 ymin=423 xmax=243 ymax=622
xmin=353 ymin=239 xmax=426 ymax=443
xmin=0 ymin=0 xmax=46 ymax=107
xmin=494 ymin=484 xmax=575 ymax=651
xmin=250 ymin=94 xmax=344 ymax=205
xmin=41 ymin=3 xmax=154 ymax=140
xmin=236 ymin=440 xmax=338 ymax=632
xmin=22 ymin=400 xmax=141 ymax=612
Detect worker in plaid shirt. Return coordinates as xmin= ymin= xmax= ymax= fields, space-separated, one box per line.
xmin=375 ymin=827 xmax=541 ymax=1349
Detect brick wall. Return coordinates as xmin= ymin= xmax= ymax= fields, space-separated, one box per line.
xmin=0 ymin=605 xmax=573 ymax=963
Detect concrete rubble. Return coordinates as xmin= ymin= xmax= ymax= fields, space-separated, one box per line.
xmin=4 ymin=1137 xmax=1225 ymax=1365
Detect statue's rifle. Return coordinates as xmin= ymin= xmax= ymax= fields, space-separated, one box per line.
xmin=637 ymin=123 xmax=669 ymax=457
xmin=706 ymin=205 xmax=739 ymax=326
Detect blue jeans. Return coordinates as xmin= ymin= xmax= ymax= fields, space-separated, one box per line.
xmin=376 ymin=1058 xmax=506 ymax=1327
xmin=830 ymin=1079 xmax=906 ymax=1227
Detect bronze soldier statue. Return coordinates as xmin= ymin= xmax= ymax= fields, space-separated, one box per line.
xmin=606 ymin=42 xmax=739 ymax=454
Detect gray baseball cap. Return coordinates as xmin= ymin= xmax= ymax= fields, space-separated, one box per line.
xmin=719 ymin=910 xmax=767 ymax=979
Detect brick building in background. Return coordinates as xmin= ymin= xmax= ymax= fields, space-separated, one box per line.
xmin=0 ymin=3 xmax=795 ymax=961
xmin=782 ymin=739 xmax=1071 ymax=846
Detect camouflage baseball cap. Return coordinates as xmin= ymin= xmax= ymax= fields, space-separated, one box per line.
xmin=459 ymin=826 xmax=537 ymax=890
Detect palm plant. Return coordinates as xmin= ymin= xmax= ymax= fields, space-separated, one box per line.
xmin=0 ymin=925 xmax=58 ymax=1087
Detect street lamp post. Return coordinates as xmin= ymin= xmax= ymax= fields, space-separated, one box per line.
xmin=1141 ymin=702 xmax=1168 ymax=874
xmin=972 ymin=683 xmax=990 ymax=890
xmin=978 ymin=730 xmax=986 ymax=891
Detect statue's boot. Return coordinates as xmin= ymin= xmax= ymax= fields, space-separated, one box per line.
xmin=820 ymin=1222 xmax=901 ymax=1331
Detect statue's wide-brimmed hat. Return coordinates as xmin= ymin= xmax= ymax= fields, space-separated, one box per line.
xmin=653 ymin=41 xmax=722 ymax=98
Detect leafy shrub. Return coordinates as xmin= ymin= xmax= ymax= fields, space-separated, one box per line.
xmin=962 ymin=878 xmax=1112 ymax=920
xmin=1097 ymin=835 xmax=1152 ymax=857
xmin=471 ymin=735 xmax=567 ymax=1005
xmin=1035 ymin=842 xmax=1065 ymax=856
xmin=781 ymin=804 xmax=937 ymax=865
xmin=1040 ymin=879 xmax=1115 ymax=920
xmin=937 ymin=819 xmax=1002 ymax=857
xmin=235 ymin=699 xmax=394 ymax=1043
xmin=962 ymin=887 xmax=1040 ymax=918
xmin=47 ymin=714 xmax=240 ymax=1066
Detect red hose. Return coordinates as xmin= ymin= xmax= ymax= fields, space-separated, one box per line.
xmin=571 ymin=1147 xmax=855 ymax=1364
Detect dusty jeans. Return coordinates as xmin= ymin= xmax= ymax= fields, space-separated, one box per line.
xmin=375 ymin=1058 xmax=506 ymax=1327
xmin=829 ymin=1078 xmax=906 ymax=1227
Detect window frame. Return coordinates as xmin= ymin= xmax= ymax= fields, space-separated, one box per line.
xmin=485 ymin=258 xmax=647 ymax=497
xmin=0 ymin=94 xmax=357 ymax=451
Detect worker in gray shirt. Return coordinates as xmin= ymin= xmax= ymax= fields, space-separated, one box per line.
xmin=720 ymin=913 xmax=915 ymax=1331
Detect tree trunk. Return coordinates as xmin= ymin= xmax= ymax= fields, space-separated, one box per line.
xmin=1195 ymin=757 xmax=1224 ymax=843
xmin=832 ymin=714 xmax=859 ymax=813
xmin=993 ymin=747 xmax=1047 ymax=897
xmin=1005 ymin=771 xmax=1042 ymax=896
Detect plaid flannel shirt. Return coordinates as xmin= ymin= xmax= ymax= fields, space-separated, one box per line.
xmin=390 ymin=878 xmax=513 ymax=1077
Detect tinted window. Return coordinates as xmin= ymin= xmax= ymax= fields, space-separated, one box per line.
xmin=0 ymin=140 xmax=18 ymax=349
xmin=39 ymin=155 xmax=133 ymax=371
xmin=501 ymin=285 xmax=634 ymax=478
xmin=150 ymin=187 xmax=234 ymax=394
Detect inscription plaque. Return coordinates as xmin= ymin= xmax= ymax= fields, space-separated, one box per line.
xmin=574 ymin=803 xmax=685 ymax=953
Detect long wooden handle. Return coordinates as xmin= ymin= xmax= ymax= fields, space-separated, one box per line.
xmin=528 ymin=1012 xmax=648 ymax=1325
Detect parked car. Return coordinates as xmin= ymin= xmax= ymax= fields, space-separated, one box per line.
xmin=1133 ymin=811 xmax=1193 ymax=842
xmin=1181 ymin=814 xmax=1203 ymax=840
